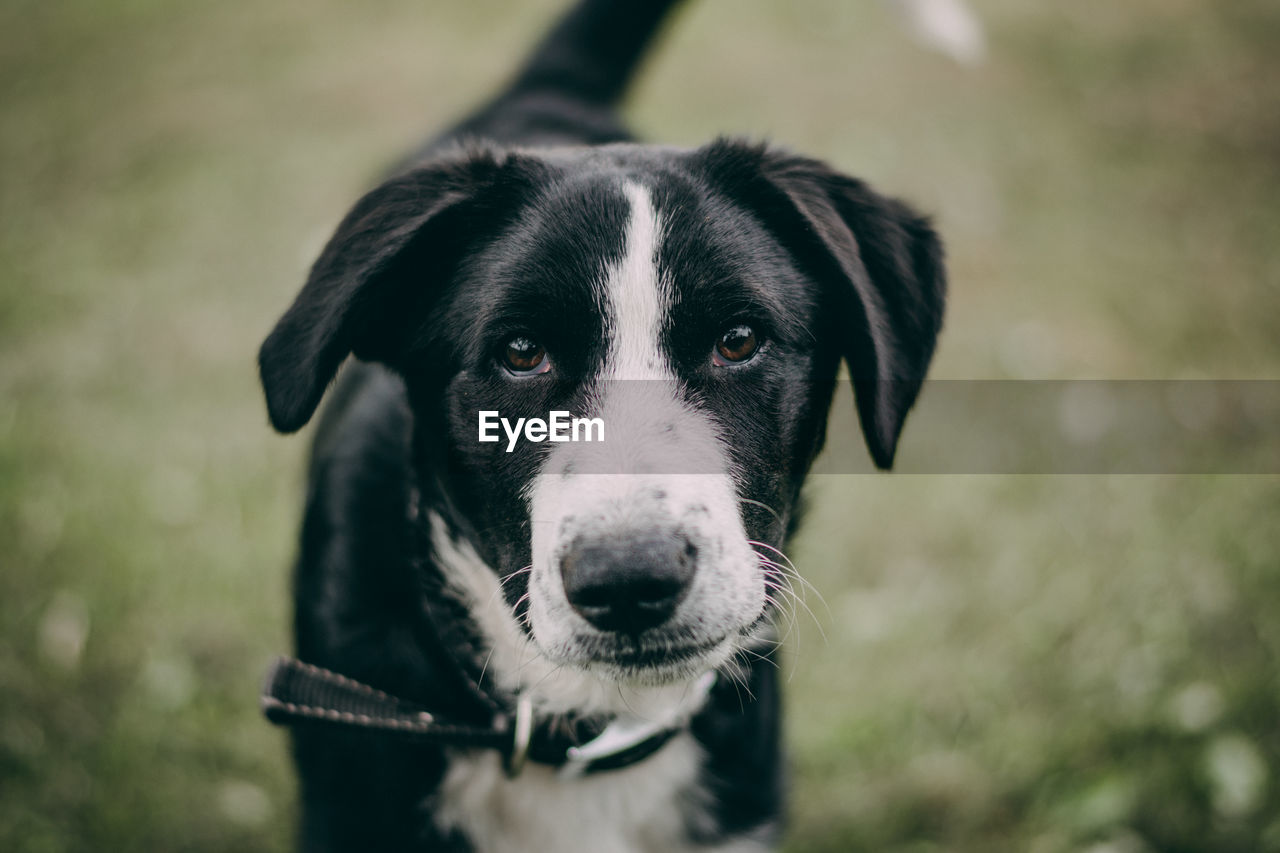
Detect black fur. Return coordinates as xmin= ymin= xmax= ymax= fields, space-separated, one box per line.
xmin=258 ymin=1 xmax=945 ymax=849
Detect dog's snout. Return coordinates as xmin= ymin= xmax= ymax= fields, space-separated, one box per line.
xmin=560 ymin=532 xmax=696 ymax=634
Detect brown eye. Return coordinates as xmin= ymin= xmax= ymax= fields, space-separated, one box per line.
xmin=713 ymin=324 xmax=759 ymax=366
xmin=503 ymin=336 xmax=550 ymax=375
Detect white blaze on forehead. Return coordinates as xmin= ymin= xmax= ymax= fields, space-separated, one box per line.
xmin=605 ymin=182 xmax=671 ymax=381
xmin=516 ymin=179 xmax=766 ymax=692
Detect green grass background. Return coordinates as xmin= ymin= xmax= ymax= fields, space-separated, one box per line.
xmin=2 ymin=0 xmax=1278 ymax=850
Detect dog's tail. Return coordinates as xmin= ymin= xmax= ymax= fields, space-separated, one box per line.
xmin=503 ymin=0 xmax=688 ymax=107
xmin=415 ymin=1 xmax=687 ymax=179
xmin=441 ymin=0 xmax=689 ymax=147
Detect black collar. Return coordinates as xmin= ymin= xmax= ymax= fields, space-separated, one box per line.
xmin=261 ymin=656 xmax=713 ymax=777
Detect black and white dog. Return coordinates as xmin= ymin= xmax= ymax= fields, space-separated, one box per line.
xmin=257 ymin=0 xmax=945 ymax=849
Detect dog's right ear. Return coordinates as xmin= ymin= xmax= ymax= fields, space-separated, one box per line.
xmin=259 ymin=148 xmax=534 ymax=433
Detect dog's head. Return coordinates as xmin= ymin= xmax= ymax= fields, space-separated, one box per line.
xmin=259 ymin=140 xmax=944 ymax=692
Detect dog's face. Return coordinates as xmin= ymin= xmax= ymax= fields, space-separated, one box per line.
xmin=259 ymin=140 xmax=944 ymax=688
xmin=433 ymin=174 xmax=830 ymax=684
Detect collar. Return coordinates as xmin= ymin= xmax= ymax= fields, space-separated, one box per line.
xmin=261 ymin=655 xmax=716 ymax=778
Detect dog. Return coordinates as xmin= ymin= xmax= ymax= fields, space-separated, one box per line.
xmin=256 ymin=0 xmax=946 ymax=850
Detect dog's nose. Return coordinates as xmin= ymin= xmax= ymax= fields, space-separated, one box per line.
xmin=560 ymin=532 xmax=696 ymax=634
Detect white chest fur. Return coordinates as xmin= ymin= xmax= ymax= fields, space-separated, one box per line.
xmin=432 ymin=734 xmax=718 ymax=853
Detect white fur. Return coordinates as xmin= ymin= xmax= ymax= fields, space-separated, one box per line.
xmin=433 ymin=736 xmax=711 ymax=853
xmin=605 ymin=182 xmax=670 ymax=381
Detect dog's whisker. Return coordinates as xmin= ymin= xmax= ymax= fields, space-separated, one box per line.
xmin=752 ymin=589 xmax=793 ymax=640
xmin=509 ymin=590 xmax=534 ymax=633
xmin=768 ymin=578 xmax=819 ymax=640
xmin=764 ymin=586 xmax=809 ymax=657
xmin=738 ymin=497 xmax=785 ymax=527
xmin=747 ymin=539 xmax=792 ymax=564
xmin=526 ymin=659 xmax=571 ymax=699
xmin=760 ymin=558 xmax=816 ymax=638
xmin=735 ymin=645 xmax=779 ymax=674
xmin=756 ymin=547 xmax=829 ymax=615
xmin=477 ymin=644 xmax=499 ymax=689
xmin=718 ymin=652 xmax=756 ymax=707
xmin=750 ymin=542 xmax=827 ymax=610
xmin=752 ymin=545 xmax=831 ymax=639
xmin=498 ymin=564 xmax=533 ymax=588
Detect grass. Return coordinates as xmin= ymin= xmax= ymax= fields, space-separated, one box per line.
xmin=2 ymin=0 xmax=1278 ymax=850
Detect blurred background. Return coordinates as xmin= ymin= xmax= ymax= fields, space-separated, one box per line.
xmin=2 ymin=0 xmax=1278 ymax=850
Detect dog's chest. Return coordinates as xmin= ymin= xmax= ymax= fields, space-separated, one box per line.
xmin=430 ymin=734 xmax=716 ymax=853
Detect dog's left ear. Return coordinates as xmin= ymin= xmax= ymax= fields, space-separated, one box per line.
xmin=693 ymin=140 xmax=946 ymax=469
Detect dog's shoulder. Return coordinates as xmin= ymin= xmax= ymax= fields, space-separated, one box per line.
xmin=294 ymin=362 xmax=417 ymax=663
xmin=308 ymin=361 xmax=412 ymax=484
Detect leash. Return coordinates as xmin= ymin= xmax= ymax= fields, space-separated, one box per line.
xmin=261 ymin=655 xmax=715 ymax=777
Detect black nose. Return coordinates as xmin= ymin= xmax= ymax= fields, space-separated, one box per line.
xmin=560 ymin=532 xmax=697 ymax=634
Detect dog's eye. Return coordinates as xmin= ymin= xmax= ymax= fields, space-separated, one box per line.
xmin=502 ymin=335 xmax=550 ymax=375
xmin=712 ymin=324 xmax=759 ymax=366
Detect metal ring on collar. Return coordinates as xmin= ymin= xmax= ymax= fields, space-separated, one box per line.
xmin=504 ymin=695 xmax=533 ymax=777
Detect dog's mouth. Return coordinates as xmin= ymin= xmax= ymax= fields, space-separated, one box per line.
xmin=549 ymin=607 xmax=777 ymax=684
xmin=550 ymin=629 xmax=735 ymax=683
